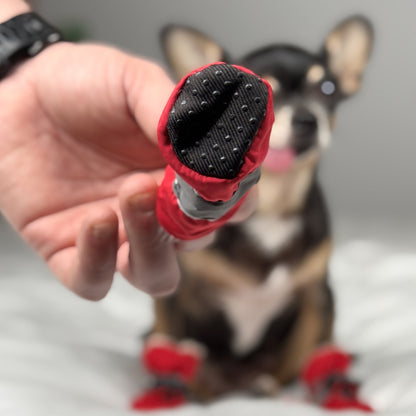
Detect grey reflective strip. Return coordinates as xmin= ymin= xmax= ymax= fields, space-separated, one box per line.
xmin=173 ymin=168 xmax=261 ymax=221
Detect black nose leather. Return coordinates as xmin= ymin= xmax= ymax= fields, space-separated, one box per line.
xmin=292 ymin=109 xmax=317 ymax=136
xmin=292 ymin=109 xmax=317 ymax=153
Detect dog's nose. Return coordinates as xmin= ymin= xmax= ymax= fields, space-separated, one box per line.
xmin=292 ymin=109 xmax=317 ymax=136
xmin=292 ymin=109 xmax=317 ymax=153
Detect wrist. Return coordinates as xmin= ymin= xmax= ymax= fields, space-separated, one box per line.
xmin=0 ymin=8 xmax=63 ymax=80
xmin=0 ymin=0 xmax=31 ymax=22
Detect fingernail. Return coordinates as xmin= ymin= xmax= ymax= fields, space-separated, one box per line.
xmin=127 ymin=191 xmax=156 ymax=213
xmin=91 ymin=222 xmax=116 ymax=240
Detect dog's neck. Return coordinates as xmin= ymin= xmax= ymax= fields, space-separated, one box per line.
xmin=257 ymin=149 xmax=320 ymax=216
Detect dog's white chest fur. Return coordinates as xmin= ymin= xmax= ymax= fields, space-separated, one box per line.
xmin=219 ymin=266 xmax=294 ymax=355
xmin=244 ymin=215 xmax=302 ymax=255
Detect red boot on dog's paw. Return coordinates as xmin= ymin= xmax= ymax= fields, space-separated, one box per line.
xmin=157 ymin=62 xmax=274 ymax=240
xmin=301 ymin=346 xmax=373 ymax=412
xmin=131 ymin=386 xmax=186 ymax=411
xmin=142 ymin=334 xmax=204 ymax=383
xmin=131 ymin=335 xmax=205 ymax=411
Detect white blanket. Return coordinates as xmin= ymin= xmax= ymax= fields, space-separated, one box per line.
xmin=1 ymin=220 xmax=415 ymax=415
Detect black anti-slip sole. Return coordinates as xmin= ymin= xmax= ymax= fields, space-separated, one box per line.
xmin=166 ymin=63 xmax=269 ymax=179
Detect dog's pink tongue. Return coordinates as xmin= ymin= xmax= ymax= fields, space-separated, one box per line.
xmin=262 ymin=148 xmax=295 ymax=173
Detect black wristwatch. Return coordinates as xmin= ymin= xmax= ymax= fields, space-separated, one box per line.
xmin=0 ymin=12 xmax=63 ymax=79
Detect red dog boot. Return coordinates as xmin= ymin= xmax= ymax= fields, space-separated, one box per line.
xmin=131 ymin=335 xmax=205 ymax=411
xmin=301 ymin=346 xmax=373 ymax=412
xmin=142 ymin=335 xmax=203 ymax=383
xmin=157 ymin=62 xmax=274 ymax=240
xmin=301 ymin=345 xmax=352 ymax=389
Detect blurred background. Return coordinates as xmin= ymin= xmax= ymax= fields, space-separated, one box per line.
xmin=0 ymin=3 xmax=415 ymax=413
xmin=29 ymin=0 xmax=415 ymax=244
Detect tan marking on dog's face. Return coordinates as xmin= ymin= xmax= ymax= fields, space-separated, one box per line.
xmin=308 ymin=101 xmax=332 ymax=149
xmin=258 ymin=149 xmax=320 ymax=215
xmin=262 ymin=74 xmax=280 ymax=93
xmin=268 ymin=100 xmax=331 ymax=156
xmin=269 ymin=106 xmax=293 ymax=148
xmin=306 ymin=64 xmax=325 ymax=84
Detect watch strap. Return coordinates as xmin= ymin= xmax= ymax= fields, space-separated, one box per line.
xmin=0 ymin=12 xmax=63 ymax=79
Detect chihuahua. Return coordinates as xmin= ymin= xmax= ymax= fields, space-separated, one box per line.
xmin=150 ymin=16 xmax=373 ymax=400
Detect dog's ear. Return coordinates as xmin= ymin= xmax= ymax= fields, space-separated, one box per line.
xmin=323 ymin=16 xmax=373 ymax=96
xmin=160 ymin=25 xmax=227 ymax=80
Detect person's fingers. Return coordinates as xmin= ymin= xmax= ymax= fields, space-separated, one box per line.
xmin=123 ymin=56 xmax=175 ymax=145
xmin=118 ymin=173 xmax=180 ymax=297
xmin=47 ymin=207 xmax=119 ymax=300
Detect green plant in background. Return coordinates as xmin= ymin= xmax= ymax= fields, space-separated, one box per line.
xmin=59 ymin=21 xmax=88 ymax=42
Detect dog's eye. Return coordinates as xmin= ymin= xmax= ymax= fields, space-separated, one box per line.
xmin=320 ymin=80 xmax=336 ymax=96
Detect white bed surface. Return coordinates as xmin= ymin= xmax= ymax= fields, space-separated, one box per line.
xmin=0 ymin=218 xmax=415 ymax=415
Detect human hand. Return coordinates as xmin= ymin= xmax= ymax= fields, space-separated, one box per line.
xmin=0 ymin=41 xmax=176 ymax=299
xmin=0 ymin=39 xmax=255 ymax=299
xmin=0 ymin=41 xmax=257 ymax=300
